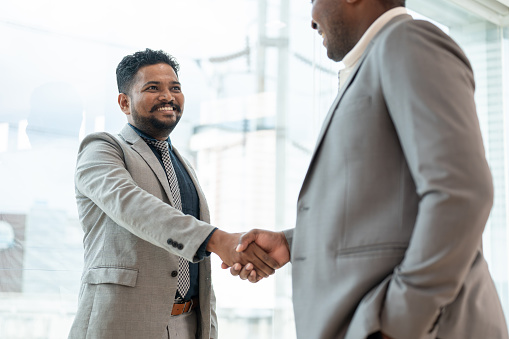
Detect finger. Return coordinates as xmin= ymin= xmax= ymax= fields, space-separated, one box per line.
xmin=248 ymin=270 xmax=259 ymax=283
xmin=251 ymin=243 xmax=280 ymax=269
xmin=240 ymin=249 xmax=272 ymax=277
xmin=247 ymin=256 xmax=275 ymax=277
xmin=238 ymin=263 xmax=254 ymax=280
xmin=244 ymin=243 xmax=278 ymax=277
xmin=229 ymin=263 xmax=243 ymax=277
xmin=221 ymin=262 xmax=230 ymax=269
xmin=236 ymin=229 xmax=260 ymax=252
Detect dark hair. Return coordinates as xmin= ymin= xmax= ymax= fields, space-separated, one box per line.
xmin=116 ymin=48 xmax=180 ymax=94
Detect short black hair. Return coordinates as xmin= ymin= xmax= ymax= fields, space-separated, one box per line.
xmin=116 ymin=48 xmax=180 ymax=94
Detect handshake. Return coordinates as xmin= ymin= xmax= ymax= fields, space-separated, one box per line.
xmin=206 ymin=229 xmax=291 ymax=282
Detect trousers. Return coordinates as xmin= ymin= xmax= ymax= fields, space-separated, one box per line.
xmin=167 ymin=310 xmax=197 ymax=338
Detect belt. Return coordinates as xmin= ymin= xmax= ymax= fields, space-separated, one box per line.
xmin=171 ymin=297 xmax=199 ymax=316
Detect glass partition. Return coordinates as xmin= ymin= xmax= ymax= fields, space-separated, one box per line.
xmin=0 ymin=0 xmax=508 ymax=337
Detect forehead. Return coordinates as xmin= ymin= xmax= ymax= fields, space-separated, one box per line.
xmin=133 ymin=63 xmax=179 ymax=85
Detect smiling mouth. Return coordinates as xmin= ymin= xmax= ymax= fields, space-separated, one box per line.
xmin=318 ymin=30 xmax=327 ymax=46
xmin=152 ymin=104 xmax=181 ymax=113
xmin=157 ymin=106 xmax=176 ymax=111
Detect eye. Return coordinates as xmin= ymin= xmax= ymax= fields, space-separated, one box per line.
xmin=172 ymin=86 xmax=181 ymax=92
xmin=147 ymin=85 xmax=158 ymax=90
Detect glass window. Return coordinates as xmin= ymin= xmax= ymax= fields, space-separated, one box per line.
xmin=1 ymin=0 xmax=508 ymax=337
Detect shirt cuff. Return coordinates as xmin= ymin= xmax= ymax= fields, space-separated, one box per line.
xmin=196 ymin=228 xmax=217 ymax=260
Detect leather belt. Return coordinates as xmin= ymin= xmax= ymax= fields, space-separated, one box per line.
xmin=171 ymin=298 xmax=199 ymax=316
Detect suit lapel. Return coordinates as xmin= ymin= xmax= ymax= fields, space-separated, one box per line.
xmin=298 ymin=42 xmax=374 ymax=201
xmin=309 ymin=15 xmax=411 ymax=163
xmin=172 ymin=147 xmax=211 ymax=223
xmin=118 ymin=125 xmax=175 ymax=206
xmin=118 ymin=125 xmax=210 ymax=221
xmin=299 ymin=15 xmax=411 ymax=200
xmin=313 ymin=49 xmax=369 ymax=155
xmin=301 ymin=51 xmax=368 ymax=180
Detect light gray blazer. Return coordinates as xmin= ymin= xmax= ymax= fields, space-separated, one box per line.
xmin=68 ymin=124 xmax=218 ymax=339
xmin=284 ymin=15 xmax=508 ymax=339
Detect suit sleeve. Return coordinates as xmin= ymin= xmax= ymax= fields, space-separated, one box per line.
xmin=209 ymin=281 xmax=218 ymax=339
xmin=75 ymin=132 xmax=216 ymax=262
xmin=378 ymin=21 xmax=493 ymax=337
xmin=283 ymin=228 xmax=294 ymax=260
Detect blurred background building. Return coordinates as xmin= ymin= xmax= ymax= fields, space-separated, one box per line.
xmin=1 ymin=0 xmax=509 ymax=338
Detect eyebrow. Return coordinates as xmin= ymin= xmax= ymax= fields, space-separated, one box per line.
xmin=143 ymin=81 xmax=181 ymax=87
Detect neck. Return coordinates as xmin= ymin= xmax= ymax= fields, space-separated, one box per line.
xmin=357 ymin=1 xmax=396 ymax=36
xmin=129 ymin=123 xmax=171 ymax=141
xmin=141 ymin=128 xmax=170 ymax=141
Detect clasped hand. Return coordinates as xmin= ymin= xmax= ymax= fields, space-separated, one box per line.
xmin=220 ymin=229 xmax=291 ymax=282
xmin=206 ymin=229 xmax=280 ymax=278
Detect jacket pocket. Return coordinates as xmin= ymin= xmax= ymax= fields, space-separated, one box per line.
xmin=83 ymin=266 xmax=139 ymax=287
xmin=335 ymin=243 xmax=407 ymax=259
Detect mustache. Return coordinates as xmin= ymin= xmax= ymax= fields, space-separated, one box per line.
xmin=150 ymin=102 xmax=181 ymax=113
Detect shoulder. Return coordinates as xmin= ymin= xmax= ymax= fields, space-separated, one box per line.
xmin=376 ymin=15 xmax=446 ymax=42
xmin=81 ymin=131 xmax=118 ymax=142
xmin=374 ymin=16 xmax=466 ymax=61
xmin=368 ymin=15 xmax=472 ymax=82
xmin=78 ymin=131 xmax=128 ymax=155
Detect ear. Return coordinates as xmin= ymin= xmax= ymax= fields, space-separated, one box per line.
xmin=118 ymin=93 xmax=131 ymax=115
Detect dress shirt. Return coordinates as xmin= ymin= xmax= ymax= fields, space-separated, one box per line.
xmin=129 ymin=124 xmax=215 ymax=301
xmin=339 ymin=7 xmax=408 ymax=89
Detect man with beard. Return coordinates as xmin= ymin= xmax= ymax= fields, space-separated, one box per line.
xmin=68 ymin=48 xmax=279 ymax=339
xmin=228 ymin=0 xmax=509 ymax=338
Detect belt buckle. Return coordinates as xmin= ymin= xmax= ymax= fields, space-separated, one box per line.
xmin=185 ymin=299 xmax=194 ymax=313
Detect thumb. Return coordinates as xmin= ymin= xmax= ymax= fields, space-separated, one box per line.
xmin=236 ymin=229 xmax=259 ymax=252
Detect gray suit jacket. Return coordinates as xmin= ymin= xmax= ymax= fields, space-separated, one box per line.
xmin=285 ymin=15 xmax=508 ymax=339
xmin=68 ymin=124 xmax=218 ymax=339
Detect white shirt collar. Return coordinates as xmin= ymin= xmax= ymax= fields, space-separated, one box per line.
xmin=342 ymin=7 xmax=408 ymax=69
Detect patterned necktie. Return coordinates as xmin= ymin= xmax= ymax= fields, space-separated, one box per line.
xmin=142 ymin=137 xmax=190 ymax=299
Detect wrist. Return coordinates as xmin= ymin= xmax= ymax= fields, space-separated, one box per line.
xmin=206 ymin=229 xmax=224 ymax=253
xmin=206 ymin=229 xmax=236 ymax=254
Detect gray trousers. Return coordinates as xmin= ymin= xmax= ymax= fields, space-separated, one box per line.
xmin=167 ymin=310 xmax=198 ymax=339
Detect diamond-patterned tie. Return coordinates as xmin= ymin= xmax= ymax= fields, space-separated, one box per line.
xmin=143 ymin=138 xmax=190 ymax=299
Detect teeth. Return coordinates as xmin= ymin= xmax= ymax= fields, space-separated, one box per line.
xmin=158 ymin=106 xmax=174 ymax=111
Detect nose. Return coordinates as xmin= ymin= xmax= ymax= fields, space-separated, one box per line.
xmin=311 ymin=20 xmax=318 ymax=30
xmin=159 ymin=89 xmax=174 ymax=102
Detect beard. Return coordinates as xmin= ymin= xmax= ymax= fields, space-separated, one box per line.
xmin=131 ymin=106 xmax=182 ymax=136
xmin=325 ymin=20 xmax=358 ymax=62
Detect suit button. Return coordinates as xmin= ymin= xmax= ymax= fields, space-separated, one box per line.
xmin=178 ymin=244 xmax=184 ymax=250
xmin=172 ymin=242 xmax=178 ymax=248
xmin=167 ymin=238 xmax=173 ymax=245
xmin=171 ymin=270 xmax=178 ymax=277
